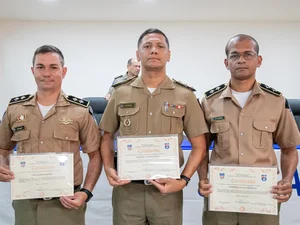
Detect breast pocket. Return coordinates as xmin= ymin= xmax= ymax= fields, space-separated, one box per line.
xmin=252 ymin=121 xmax=275 ymax=149
xmin=118 ymin=107 xmax=140 ymax=135
xmin=161 ymin=107 xmax=185 ymax=134
xmin=54 ymin=130 xmax=79 ymax=152
xmin=210 ymin=122 xmax=230 ymax=150
xmin=11 ymin=130 xmax=31 ymax=153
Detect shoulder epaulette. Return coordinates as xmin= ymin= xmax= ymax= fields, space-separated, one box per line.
xmin=259 ymin=83 xmax=281 ymax=97
xmin=114 ymin=75 xmax=123 ymax=79
xmin=112 ymin=76 xmax=136 ymax=88
xmin=9 ymin=94 xmax=33 ymax=105
xmin=172 ymin=79 xmax=196 ymax=92
xmin=64 ymin=95 xmax=90 ymax=108
xmin=205 ymin=84 xmax=227 ymax=99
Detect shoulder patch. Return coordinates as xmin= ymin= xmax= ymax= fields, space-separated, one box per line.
xmin=9 ymin=94 xmax=33 ymax=105
xmin=259 ymin=83 xmax=281 ymax=97
xmin=172 ymin=79 xmax=196 ymax=91
xmin=205 ymin=84 xmax=227 ymax=98
xmin=64 ymin=95 xmax=90 ymax=108
xmin=112 ymin=76 xmax=136 ymax=88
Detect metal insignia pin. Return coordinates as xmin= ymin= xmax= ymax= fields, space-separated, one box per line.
xmin=124 ymin=118 xmax=131 ymax=127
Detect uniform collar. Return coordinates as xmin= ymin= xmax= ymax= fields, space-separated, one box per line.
xmin=219 ymin=80 xmax=264 ymax=99
xmin=22 ymin=91 xmax=70 ymax=107
xmin=130 ymin=75 xmax=175 ymax=90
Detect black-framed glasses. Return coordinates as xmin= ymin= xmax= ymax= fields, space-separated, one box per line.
xmin=228 ymin=52 xmax=257 ymax=61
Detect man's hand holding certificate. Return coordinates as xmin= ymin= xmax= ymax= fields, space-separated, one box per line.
xmin=117 ymin=135 xmax=180 ymax=180
xmin=10 ymin=153 xmax=74 ymax=200
xmin=209 ymin=165 xmax=278 ymax=215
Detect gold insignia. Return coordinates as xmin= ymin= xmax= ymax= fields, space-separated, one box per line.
xmin=59 ymin=118 xmax=74 ymax=125
xmin=16 ymin=115 xmax=27 ymax=122
xmin=112 ymin=76 xmax=136 ymax=88
xmin=124 ymin=119 xmax=131 ymax=127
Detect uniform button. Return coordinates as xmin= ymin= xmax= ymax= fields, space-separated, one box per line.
xmin=241 ymin=152 xmax=244 ymax=156
xmin=126 ymin=111 xmax=129 ymax=114
xmin=66 ymin=137 xmax=68 ymax=139
xmin=173 ymin=111 xmax=175 ymax=114
xmin=40 ymin=141 xmax=43 ymax=144
xmin=217 ymin=128 xmax=220 ymax=131
xmin=241 ymin=113 xmax=244 ymax=116
xmin=264 ymin=126 xmax=268 ymax=129
xmin=149 ymin=112 xmax=152 ymax=116
xmin=42 ymin=121 xmax=45 ymax=123
xmin=240 ymin=132 xmax=244 ymax=136
xmin=148 ymin=131 xmax=152 ymax=134
xmin=150 ymin=96 xmax=153 ymax=98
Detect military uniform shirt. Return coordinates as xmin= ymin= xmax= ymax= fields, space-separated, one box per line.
xmin=202 ymin=81 xmax=300 ymax=166
xmin=0 ymin=92 xmax=100 ymax=185
xmin=100 ymin=76 xmax=209 ymax=166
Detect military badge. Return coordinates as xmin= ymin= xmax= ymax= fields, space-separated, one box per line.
xmin=124 ymin=118 xmax=131 ymax=127
xmin=16 ymin=115 xmax=27 ymax=122
xmin=59 ymin=118 xmax=74 ymax=125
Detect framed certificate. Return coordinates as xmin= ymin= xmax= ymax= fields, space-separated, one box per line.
xmin=10 ymin=153 xmax=74 ymax=200
xmin=209 ymin=165 xmax=278 ymax=215
xmin=117 ymin=135 xmax=180 ymax=180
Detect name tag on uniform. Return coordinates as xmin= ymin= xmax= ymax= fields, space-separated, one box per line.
xmin=13 ymin=126 xmax=25 ymax=132
xmin=212 ymin=116 xmax=225 ymax=121
xmin=120 ymin=102 xmax=136 ymax=108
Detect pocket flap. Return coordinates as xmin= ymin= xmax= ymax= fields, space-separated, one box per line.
xmin=161 ymin=107 xmax=185 ymax=118
xmin=118 ymin=106 xmax=139 ymax=116
xmin=11 ymin=130 xmax=30 ymax=141
xmin=210 ymin=122 xmax=229 ymax=133
xmin=253 ymin=121 xmax=276 ymax=132
xmin=54 ymin=130 xmax=79 ymax=141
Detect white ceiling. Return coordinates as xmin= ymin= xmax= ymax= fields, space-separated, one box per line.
xmin=0 ymin=0 xmax=300 ymax=22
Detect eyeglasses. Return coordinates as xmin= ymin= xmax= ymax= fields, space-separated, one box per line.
xmin=228 ymin=52 xmax=257 ymax=61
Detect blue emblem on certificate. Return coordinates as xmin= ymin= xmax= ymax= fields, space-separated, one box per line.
xmin=261 ymin=174 xmax=267 ymax=181
xmin=164 ymin=143 xmax=170 ymax=149
xmin=127 ymin=144 xmax=132 ymax=150
xmin=20 ymin=161 xmax=26 ymax=167
xmin=219 ymin=173 xmax=225 ymax=179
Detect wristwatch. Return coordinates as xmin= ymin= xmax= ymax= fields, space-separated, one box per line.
xmin=180 ymin=174 xmax=191 ymax=186
xmin=80 ymin=188 xmax=93 ymax=202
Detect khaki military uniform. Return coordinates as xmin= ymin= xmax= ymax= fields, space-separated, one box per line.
xmin=0 ymin=92 xmax=100 ymax=225
xmin=100 ymin=75 xmax=208 ymax=225
xmin=106 ymin=73 xmax=130 ymax=96
xmin=201 ymin=81 xmax=300 ymax=225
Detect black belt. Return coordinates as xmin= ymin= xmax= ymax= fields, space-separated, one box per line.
xmin=37 ymin=185 xmax=81 ymax=200
xmin=132 ymin=180 xmax=152 ymax=185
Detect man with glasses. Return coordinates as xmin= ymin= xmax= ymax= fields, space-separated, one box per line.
xmin=197 ymin=34 xmax=300 ymax=225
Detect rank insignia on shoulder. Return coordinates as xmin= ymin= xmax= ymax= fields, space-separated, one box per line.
xmin=9 ymin=94 xmax=33 ymax=105
xmin=112 ymin=76 xmax=136 ymax=88
xmin=114 ymin=75 xmax=123 ymax=79
xmin=172 ymin=79 xmax=196 ymax=91
xmin=64 ymin=95 xmax=89 ymax=108
xmin=205 ymin=84 xmax=227 ymax=98
xmin=259 ymin=83 xmax=281 ymax=97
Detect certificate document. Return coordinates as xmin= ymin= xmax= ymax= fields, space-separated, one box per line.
xmin=117 ymin=135 xmax=180 ymax=180
xmin=209 ymin=165 xmax=278 ymax=215
xmin=10 ymin=153 xmax=74 ymax=200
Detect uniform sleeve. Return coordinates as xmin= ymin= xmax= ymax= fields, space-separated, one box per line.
xmin=274 ymin=98 xmax=300 ymax=148
xmin=99 ymin=90 xmax=119 ymax=134
xmin=183 ymin=92 xmax=209 ymax=139
xmin=80 ymin=107 xmax=101 ymax=154
xmin=0 ymin=107 xmax=16 ymax=150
